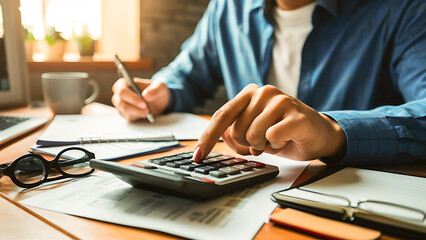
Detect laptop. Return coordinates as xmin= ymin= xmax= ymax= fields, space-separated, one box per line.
xmin=0 ymin=115 xmax=49 ymax=145
xmin=0 ymin=1 xmax=49 ymax=145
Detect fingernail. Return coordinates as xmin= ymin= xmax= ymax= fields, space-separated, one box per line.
xmin=192 ymin=147 xmax=202 ymax=162
xmin=138 ymin=101 xmax=147 ymax=109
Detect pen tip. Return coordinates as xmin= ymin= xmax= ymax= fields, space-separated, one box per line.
xmin=146 ymin=113 xmax=155 ymax=123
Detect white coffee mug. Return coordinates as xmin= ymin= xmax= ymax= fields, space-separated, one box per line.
xmin=42 ymin=72 xmax=100 ymax=114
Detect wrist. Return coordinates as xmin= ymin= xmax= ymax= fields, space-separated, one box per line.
xmin=321 ymin=113 xmax=347 ymax=162
xmin=163 ymin=87 xmax=176 ymax=114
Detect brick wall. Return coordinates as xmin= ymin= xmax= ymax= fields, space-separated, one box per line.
xmin=139 ymin=0 xmax=227 ymax=114
xmin=140 ymin=0 xmax=209 ymax=72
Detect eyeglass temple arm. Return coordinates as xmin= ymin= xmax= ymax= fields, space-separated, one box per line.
xmin=356 ymin=199 xmax=426 ymax=221
xmin=14 ymin=157 xmax=92 ymax=174
xmin=57 ymin=158 xmax=92 ymax=167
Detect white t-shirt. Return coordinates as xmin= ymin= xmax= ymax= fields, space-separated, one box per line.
xmin=266 ymin=3 xmax=315 ymax=97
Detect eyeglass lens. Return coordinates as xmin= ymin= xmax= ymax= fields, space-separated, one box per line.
xmin=357 ymin=201 xmax=425 ymax=222
xmin=57 ymin=149 xmax=92 ymax=175
xmin=288 ymin=188 xmax=350 ymax=207
xmin=13 ymin=149 xmax=92 ymax=186
xmin=14 ymin=156 xmax=46 ymax=185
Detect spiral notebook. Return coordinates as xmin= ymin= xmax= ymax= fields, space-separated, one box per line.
xmin=31 ymin=141 xmax=180 ymax=161
xmin=36 ymin=113 xmax=210 ymax=147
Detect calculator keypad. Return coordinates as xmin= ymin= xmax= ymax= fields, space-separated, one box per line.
xmin=139 ymin=151 xmax=270 ymax=184
xmin=94 ymin=151 xmax=279 ymax=199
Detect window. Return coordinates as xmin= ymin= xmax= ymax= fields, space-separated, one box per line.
xmin=19 ymin=0 xmax=139 ymax=62
xmin=0 ymin=4 xmax=3 ymax=38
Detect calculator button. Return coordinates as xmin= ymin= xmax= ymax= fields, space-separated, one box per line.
xmin=175 ymin=159 xmax=193 ymax=165
xmin=194 ymin=166 xmax=216 ymax=174
xmin=209 ymin=162 xmax=227 ymax=169
xmin=223 ymin=155 xmax=236 ymax=160
xmin=131 ymin=162 xmax=157 ymax=169
xmin=166 ymin=159 xmax=193 ymax=168
xmin=147 ymin=157 xmax=163 ymax=163
xmin=209 ymin=170 xmax=227 ymax=178
xmin=180 ymin=164 xmax=198 ymax=171
xmin=152 ymin=157 xmax=176 ymax=165
xmin=176 ymin=152 xmax=193 ymax=159
xmin=232 ymin=164 xmax=253 ymax=171
xmin=218 ymin=166 xmax=240 ymax=175
xmin=152 ymin=159 xmax=166 ymax=165
xmin=203 ymin=155 xmax=235 ymax=163
xmin=221 ymin=158 xmax=247 ymax=166
xmin=245 ymin=161 xmax=265 ymax=168
xmin=206 ymin=152 xmax=223 ymax=158
xmin=166 ymin=161 xmax=181 ymax=168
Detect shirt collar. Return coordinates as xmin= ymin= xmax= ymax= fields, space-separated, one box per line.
xmin=264 ymin=0 xmax=338 ymax=19
xmin=316 ymin=0 xmax=338 ymax=17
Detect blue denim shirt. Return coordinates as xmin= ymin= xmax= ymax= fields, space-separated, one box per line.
xmin=152 ymin=0 xmax=426 ymax=165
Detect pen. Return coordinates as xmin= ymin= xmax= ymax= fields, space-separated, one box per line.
xmin=114 ymin=54 xmax=155 ymax=123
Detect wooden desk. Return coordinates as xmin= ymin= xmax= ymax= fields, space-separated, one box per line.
xmin=0 ymin=192 xmax=77 ymax=239
xmin=1 ymin=104 xmax=423 ymax=239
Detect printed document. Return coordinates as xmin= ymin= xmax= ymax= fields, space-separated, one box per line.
xmin=21 ymin=154 xmax=309 ymax=240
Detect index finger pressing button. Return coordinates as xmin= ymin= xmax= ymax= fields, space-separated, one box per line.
xmin=195 ymin=85 xmax=257 ymax=161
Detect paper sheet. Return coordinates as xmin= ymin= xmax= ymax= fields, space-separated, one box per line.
xmin=21 ymin=154 xmax=309 ymax=240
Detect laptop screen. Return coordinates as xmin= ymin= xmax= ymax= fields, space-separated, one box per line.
xmin=0 ymin=1 xmax=28 ymax=108
xmin=0 ymin=6 xmax=9 ymax=93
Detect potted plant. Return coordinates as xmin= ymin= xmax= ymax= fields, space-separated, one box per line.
xmin=44 ymin=26 xmax=66 ymax=60
xmin=76 ymin=26 xmax=95 ymax=56
xmin=23 ymin=26 xmax=36 ymax=60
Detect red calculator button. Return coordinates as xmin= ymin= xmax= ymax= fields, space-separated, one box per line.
xmin=200 ymin=178 xmax=215 ymax=184
xmin=246 ymin=161 xmax=265 ymax=168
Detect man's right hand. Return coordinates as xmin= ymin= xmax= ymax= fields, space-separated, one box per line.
xmin=112 ymin=78 xmax=170 ymax=122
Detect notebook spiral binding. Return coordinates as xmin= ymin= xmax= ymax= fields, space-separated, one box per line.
xmin=78 ymin=136 xmax=176 ymax=145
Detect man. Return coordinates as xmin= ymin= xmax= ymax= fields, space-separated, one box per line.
xmin=112 ymin=0 xmax=426 ymax=165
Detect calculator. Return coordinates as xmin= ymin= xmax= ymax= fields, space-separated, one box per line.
xmin=90 ymin=151 xmax=279 ymax=200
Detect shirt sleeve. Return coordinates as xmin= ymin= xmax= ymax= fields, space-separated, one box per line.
xmin=322 ymin=1 xmax=426 ymax=166
xmin=323 ymin=100 xmax=426 ymax=165
xmin=151 ymin=0 xmax=223 ymax=112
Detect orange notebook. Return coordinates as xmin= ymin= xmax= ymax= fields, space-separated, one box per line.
xmin=270 ymin=208 xmax=381 ymax=240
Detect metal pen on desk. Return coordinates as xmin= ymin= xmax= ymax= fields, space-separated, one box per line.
xmin=114 ymin=54 xmax=155 ymax=123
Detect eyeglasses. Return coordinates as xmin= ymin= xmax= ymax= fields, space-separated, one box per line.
xmin=276 ymin=187 xmax=426 ymax=225
xmin=0 ymin=147 xmax=95 ymax=188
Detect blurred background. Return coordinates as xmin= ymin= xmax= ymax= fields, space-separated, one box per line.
xmin=17 ymin=0 xmax=226 ymax=114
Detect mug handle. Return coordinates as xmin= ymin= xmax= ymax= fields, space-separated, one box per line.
xmin=84 ymin=79 xmax=100 ymax=104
